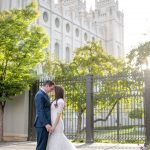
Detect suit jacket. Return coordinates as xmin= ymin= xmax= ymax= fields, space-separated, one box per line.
xmin=34 ymin=89 xmax=51 ymax=127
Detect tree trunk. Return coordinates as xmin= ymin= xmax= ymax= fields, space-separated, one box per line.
xmin=0 ymin=102 xmax=4 ymax=141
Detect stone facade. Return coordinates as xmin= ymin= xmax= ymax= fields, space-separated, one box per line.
xmin=0 ymin=0 xmax=124 ymax=62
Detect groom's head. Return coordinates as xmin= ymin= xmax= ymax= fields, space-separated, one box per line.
xmin=43 ymin=80 xmax=55 ymax=93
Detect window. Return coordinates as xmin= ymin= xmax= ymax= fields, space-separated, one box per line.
xmin=54 ymin=43 xmax=59 ymax=59
xmin=92 ymin=37 xmax=95 ymax=41
xmin=84 ymin=33 xmax=88 ymax=41
xmin=55 ymin=18 xmax=60 ymax=28
xmin=43 ymin=11 xmax=48 ymax=22
xmin=75 ymin=28 xmax=79 ymax=37
xmin=109 ymin=8 xmax=112 ymax=15
xmin=66 ymin=47 xmax=70 ymax=63
xmin=118 ymin=45 xmax=121 ymax=56
xmin=66 ymin=23 xmax=70 ymax=33
xmin=117 ymin=12 xmax=120 ymax=19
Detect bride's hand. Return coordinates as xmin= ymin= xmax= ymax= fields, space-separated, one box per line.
xmin=51 ymin=126 xmax=56 ymax=133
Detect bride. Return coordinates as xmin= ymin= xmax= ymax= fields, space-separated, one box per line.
xmin=46 ymin=85 xmax=77 ymax=150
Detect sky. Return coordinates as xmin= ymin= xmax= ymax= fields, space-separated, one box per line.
xmin=86 ymin=0 xmax=150 ymax=54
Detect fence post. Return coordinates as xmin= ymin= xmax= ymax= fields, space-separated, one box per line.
xmin=144 ymin=69 xmax=150 ymax=146
xmin=28 ymin=80 xmax=39 ymax=141
xmin=116 ymin=94 xmax=120 ymax=143
xmin=86 ymin=74 xmax=94 ymax=143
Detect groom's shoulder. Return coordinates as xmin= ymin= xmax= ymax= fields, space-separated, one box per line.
xmin=35 ymin=90 xmax=43 ymax=98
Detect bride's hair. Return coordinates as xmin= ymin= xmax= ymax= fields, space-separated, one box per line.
xmin=54 ymin=85 xmax=64 ymax=107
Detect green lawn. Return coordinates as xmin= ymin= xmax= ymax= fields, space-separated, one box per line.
xmin=66 ymin=125 xmax=145 ymax=143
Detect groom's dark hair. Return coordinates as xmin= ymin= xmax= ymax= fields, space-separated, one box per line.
xmin=43 ymin=80 xmax=55 ymax=87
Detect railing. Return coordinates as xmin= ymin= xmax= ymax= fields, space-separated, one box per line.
xmin=93 ymin=72 xmax=145 ymax=143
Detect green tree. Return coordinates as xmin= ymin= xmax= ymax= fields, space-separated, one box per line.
xmin=43 ymin=41 xmax=126 ymax=136
xmin=42 ymin=52 xmax=66 ymax=78
xmin=129 ymin=108 xmax=144 ymax=119
xmin=72 ymin=41 xmax=124 ymax=75
xmin=0 ymin=3 xmax=49 ymax=141
xmin=66 ymin=41 xmax=126 ymax=135
xmin=43 ymin=41 xmax=124 ymax=77
xmin=127 ymin=41 xmax=150 ymax=69
xmin=126 ymin=41 xmax=150 ymax=123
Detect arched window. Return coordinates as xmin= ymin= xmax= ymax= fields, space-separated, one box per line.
xmin=118 ymin=45 xmax=121 ymax=57
xmin=43 ymin=11 xmax=48 ymax=23
xmin=109 ymin=8 xmax=112 ymax=15
xmin=92 ymin=37 xmax=95 ymax=41
xmin=54 ymin=43 xmax=59 ymax=59
xmin=84 ymin=33 xmax=88 ymax=41
xmin=75 ymin=28 xmax=79 ymax=37
xmin=66 ymin=47 xmax=70 ymax=63
xmin=66 ymin=23 xmax=70 ymax=33
xmin=55 ymin=18 xmax=60 ymax=28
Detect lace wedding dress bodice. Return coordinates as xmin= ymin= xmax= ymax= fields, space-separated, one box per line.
xmin=51 ymin=98 xmax=64 ymax=134
xmin=46 ymin=98 xmax=76 ymax=150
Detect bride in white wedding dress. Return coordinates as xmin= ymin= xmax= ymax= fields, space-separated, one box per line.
xmin=46 ymin=85 xmax=77 ymax=150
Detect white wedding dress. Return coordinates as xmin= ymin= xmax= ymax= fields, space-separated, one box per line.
xmin=46 ymin=98 xmax=77 ymax=150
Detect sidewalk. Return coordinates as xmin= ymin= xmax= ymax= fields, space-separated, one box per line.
xmin=0 ymin=141 xmax=144 ymax=150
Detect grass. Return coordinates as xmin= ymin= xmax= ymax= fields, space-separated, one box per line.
xmin=66 ymin=125 xmax=145 ymax=144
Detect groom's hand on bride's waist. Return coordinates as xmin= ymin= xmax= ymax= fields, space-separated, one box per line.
xmin=45 ymin=124 xmax=52 ymax=133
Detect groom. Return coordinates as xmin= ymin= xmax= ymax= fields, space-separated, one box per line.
xmin=34 ymin=80 xmax=55 ymax=150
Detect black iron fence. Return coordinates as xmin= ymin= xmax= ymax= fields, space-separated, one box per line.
xmin=93 ymin=72 xmax=144 ymax=143
xmin=54 ymin=76 xmax=87 ymax=140
xmin=28 ymin=70 xmax=150 ymax=145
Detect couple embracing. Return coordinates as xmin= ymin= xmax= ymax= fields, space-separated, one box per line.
xmin=34 ymin=80 xmax=76 ymax=150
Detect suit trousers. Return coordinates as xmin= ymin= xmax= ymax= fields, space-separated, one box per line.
xmin=36 ymin=127 xmax=48 ymax=150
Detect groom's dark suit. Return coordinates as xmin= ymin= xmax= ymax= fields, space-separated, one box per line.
xmin=34 ymin=89 xmax=51 ymax=150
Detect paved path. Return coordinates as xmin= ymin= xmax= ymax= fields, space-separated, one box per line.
xmin=0 ymin=142 xmax=144 ymax=150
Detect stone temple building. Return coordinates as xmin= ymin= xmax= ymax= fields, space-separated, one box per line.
xmin=0 ymin=0 xmax=124 ymax=63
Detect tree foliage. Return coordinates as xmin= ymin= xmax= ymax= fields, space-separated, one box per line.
xmin=129 ymin=108 xmax=144 ymax=119
xmin=0 ymin=2 xmax=49 ymax=140
xmin=127 ymin=41 xmax=150 ymax=69
xmin=72 ymin=41 xmax=124 ymax=76
xmin=43 ymin=41 xmax=125 ymax=78
xmin=0 ymin=2 xmax=49 ymax=102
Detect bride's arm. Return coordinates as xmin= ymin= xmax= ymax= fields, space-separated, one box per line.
xmin=51 ymin=113 xmax=61 ymax=131
xmin=52 ymin=99 xmax=64 ymax=131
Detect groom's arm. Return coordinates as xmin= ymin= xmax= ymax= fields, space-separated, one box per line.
xmin=35 ymin=94 xmax=49 ymax=126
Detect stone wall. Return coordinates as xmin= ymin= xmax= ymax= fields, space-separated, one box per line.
xmin=3 ymin=91 xmax=29 ymax=141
